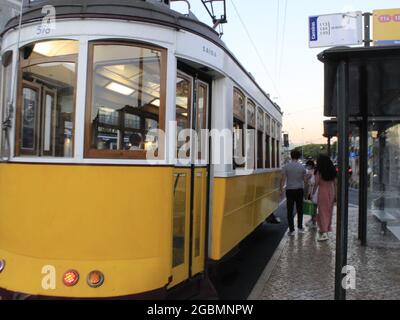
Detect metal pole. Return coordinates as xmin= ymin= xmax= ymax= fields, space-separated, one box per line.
xmin=358 ymin=62 xmax=368 ymax=246
xmin=363 ymin=13 xmax=372 ymax=47
xmin=356 ymin=12 xmax=372 ymax=245
xmin=327 ymin=137 xmax=331 ymax=157
xmin=335 ymin=60 xmax=350 ymax=300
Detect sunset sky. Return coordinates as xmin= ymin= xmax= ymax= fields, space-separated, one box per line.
xmin=172 ymin=0 xmax=400 ymax=146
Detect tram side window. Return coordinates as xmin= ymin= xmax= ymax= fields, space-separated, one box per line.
xmin=16 ymin=40 xmax=78 ymax=157
xmin=265 ymin=135 xmax=271 ymax=168
xmin=271 ymin=138 xmax=276 ymax=168
xmin=265 ymin=114 xmax=271 ymax=168
xmin=276 ymin=140 xmax=280 ymax=168
xmin=233 ymin=88 xmax=245 ymax=169
xmin=196 ymin=82 xmax=208 ymax=161
xmin=257 ymin=108 xmax=264 ymax=169
xmin=276 ymin=124 xmax=281 ymax=167
xmin=85 ymin=42 xmax=166 ymax=159
xmin=1 ymin=52 xmax=13 ymax=157
xmin=246 ymin=99 xmax=256 ymax=170
xmin=176 ymin=73 xmax=191 ymax=159
xmin=271 ymin=120 xmax=276 ymax=168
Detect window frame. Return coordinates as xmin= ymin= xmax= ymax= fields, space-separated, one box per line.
xmin=195 ymin=80 xmax=209 ymax=161
xmin=246 ymin=99 xmax=256 ymax=129
xmin=246 ymin=99 xmax=256 ymax=170
xmin=176 ymin=71 xmax=193 ymax=160
xmin=84 ymin=41 xmax=167 ymax=160
xmin=15 ymin=42 xmax=78 ymax=157
xmin=233 ymin=87 xmax=246 ymax=169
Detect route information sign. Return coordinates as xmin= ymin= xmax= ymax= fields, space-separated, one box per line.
xmin=309 ymin=12 xmax=363 ymax=48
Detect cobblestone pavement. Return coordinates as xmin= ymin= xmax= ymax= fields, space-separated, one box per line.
xmin=254 ymin=207 xmax=400 ymax=300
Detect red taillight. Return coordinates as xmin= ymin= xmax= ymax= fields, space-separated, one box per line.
xmin=0 ymin=259 xmax=5 ymax=273
xmin=63 ymin=270 xmax=79 ymax=286
xmin=87 ymin=271 xmax=104 ymax=288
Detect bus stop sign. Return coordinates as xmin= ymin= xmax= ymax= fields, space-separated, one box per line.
xmin=309 ymin=12 xmax=363 ymax=48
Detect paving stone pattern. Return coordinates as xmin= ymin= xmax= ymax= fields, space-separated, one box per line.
xmin=256 ymin=207 xmax=400 ymax=300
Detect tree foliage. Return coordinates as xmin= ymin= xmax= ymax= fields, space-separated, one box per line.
xmin=293 ymin=144 xmax=328 ymax=160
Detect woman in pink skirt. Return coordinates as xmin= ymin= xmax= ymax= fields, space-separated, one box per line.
xmin=313 ymin=155 xmax=337 ymax=241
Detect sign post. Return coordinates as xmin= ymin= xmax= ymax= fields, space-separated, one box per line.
xmin=309 ymin=12 xmax=363 ymax=48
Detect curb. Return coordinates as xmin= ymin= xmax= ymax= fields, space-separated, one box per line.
xmin=247 ymin=201 xmax=289 ymax=300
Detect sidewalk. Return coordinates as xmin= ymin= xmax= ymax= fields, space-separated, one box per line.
xmin=249 ymin=207 xmax=400 ymax=300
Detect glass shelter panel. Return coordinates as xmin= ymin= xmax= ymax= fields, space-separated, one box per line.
xmin=367 ymin=121 xmax=400 ymax=242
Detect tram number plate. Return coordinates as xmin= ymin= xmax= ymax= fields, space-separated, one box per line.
xmin=36 ymin=25 xmax=52 ymax=36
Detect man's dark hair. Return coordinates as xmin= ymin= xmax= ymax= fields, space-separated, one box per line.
xmin=305 ymin=159 xmax=315 ymax=168
xmin=129 ymin=133 xmax=142 ymax=146
xmin=290 ymin=150 xmax=301 ymax=160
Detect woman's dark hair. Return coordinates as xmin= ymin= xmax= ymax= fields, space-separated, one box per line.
xmin=316 ymin=154 xmax=337 ymax=181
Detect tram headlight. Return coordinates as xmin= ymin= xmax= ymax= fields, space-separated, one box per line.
xmin=63 ymin=270 xmax=79 ymax=287
xmin=87 ymin=271 xmax=104 ymax=288
xmin=0 ymin=259 xmax=5 ymax=273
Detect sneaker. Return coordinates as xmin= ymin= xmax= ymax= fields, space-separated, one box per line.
xmin=317 ymin=233 xmax=329 ymax=241
xmin=298 ymin=228 xmax=306 ymax=234
xmin=287 ymin=231 xmax=295 ymax=237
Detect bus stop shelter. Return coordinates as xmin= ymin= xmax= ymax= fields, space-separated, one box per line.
xmin=318 ymin=45 xmax=400 ymax=300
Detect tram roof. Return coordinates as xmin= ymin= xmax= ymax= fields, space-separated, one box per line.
xmin=2 ymin=0 xmax=282 ymax=115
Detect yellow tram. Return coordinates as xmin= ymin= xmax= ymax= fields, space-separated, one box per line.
xmin=0 ymin=0 xmax=282 ymax=299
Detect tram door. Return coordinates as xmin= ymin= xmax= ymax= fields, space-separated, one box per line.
xmin=170 ymin=71 xmax=209 ymax=287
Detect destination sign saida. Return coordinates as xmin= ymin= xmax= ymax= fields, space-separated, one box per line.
xmin=309 ymin=12 xmax=363 ymax=48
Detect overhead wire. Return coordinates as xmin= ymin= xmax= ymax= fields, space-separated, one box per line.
xmin=229 ymin=0 xmax=281 ymax=99
xmin=277 ymin=0 xmax=288 ymax=88
xmin=274 ymin=0 xmax=280 ymax=81
xmin=227 ymin=0 xmax=311 ymax=143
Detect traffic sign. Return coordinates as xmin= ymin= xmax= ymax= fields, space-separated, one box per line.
xmin=309 ymin=12 xmax=363 ymax=48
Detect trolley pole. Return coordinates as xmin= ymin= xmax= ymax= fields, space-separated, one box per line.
xmin=335 ymin=61 xmax=350 ymax=300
